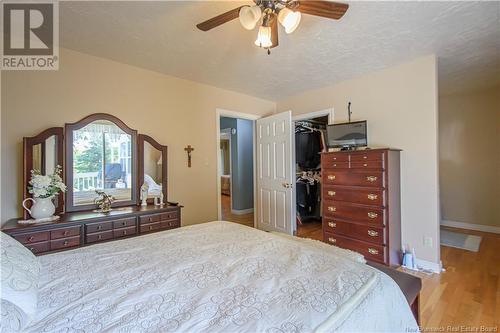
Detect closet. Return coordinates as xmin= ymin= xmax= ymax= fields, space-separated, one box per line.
xmin=295 ymin=116 xmax=328 ymax=227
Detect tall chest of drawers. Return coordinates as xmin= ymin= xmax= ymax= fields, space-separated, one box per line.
xmin=321 ymin=148 xmax=401 ymax=266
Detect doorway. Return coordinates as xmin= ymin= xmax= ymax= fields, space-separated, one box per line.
xmin=293 ymin=109 xmax=334 ymax=240
xmin=216 ymin=110 xmax=259 ymax=228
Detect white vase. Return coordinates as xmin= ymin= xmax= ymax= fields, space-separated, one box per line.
xmin=22 ymin=197 xmax=55 ymax=220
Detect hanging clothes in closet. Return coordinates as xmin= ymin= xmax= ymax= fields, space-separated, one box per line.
xmin=295 ymin=121 xmax=327 ymax=224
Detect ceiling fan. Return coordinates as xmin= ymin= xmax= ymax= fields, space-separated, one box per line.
xmin=196 ymin=0 xmax=349 ymax=54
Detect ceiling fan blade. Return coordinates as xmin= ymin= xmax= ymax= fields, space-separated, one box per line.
xmin=297 ymin=1 xmax=349 ymax=20
xmin=196 ymin=6 xmax=245 ymax=31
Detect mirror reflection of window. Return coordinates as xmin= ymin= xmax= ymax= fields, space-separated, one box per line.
xmin=32 ymin=135 xmax=58 ymax=175
xmin=143 ymin=141 xmax=162 ymax=197
xmin=72 ymin=120 xmax=132 ymax=206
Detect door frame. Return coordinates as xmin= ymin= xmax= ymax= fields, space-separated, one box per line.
xmin=292 ymin=108 xmax=334 ymax=234
xmin=215 ymin=108 xmax=261 ymax=227
xmin=220 ymin=129 xmax=233 ymax=211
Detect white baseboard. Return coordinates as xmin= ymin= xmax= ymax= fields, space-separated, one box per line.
xmin=441 ymin=220 xmax=500 ymax=234
xmin=231 ymin=208 xmax=254 ymax=215
xmin=415 ymin=258 xmax=442 ymax=273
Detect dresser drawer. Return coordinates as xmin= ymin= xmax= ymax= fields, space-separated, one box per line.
xmin=13 ymin=231 xmax=49 ymax=244
xmin=50 ymin=226 xmax=81 ymax=240
xmin=351 ymin=160 xmax=384 ymax=170
xmin=140 ymin=222 xmax=162 ymax=233
xmin=24 ymin=241 xmax=50 ymax=255
xmin=86 ymin=221 xmax=113 ymax=234
xmin=323 ymin=219 xmax=385 ymax=245
xmin=324 ymin=232 xmax=386 ymax=263
xmin=86 ymin=230 xmax=113 ymax=244
xmin=50 ymin=236 xmax=80 ymax=250
xmin=112 ymin=217 xmax=136 ymax=229
xmin=160 ymin=219 xmax=179 ymax=230
xmin=323 ymin=170 xmax=384 ymax=188
xmin=160 ymin=211 xmax=178 ymax=221
xmin=323 ymin=186 xmax=384 ymax=206
xmin=324 ymin=201 xmax=385 ymax=226
xmin=113 ymin=226 xmax=136 ymax=238
xmin=350 ymin=152 xmax=383 ymax=162
xmin=140 ymin=214 xmax=161 ymax=225
xmin=322 ymin=153 xmax=349 ymax=164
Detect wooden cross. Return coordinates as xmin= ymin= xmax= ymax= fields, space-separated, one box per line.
xmin=184 ymin=145 xmax=194 ymax=168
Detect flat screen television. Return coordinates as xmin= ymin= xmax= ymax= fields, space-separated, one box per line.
xmin=326 ymin=121 xmax=367 ymax=149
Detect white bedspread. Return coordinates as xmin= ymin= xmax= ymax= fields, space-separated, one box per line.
xmin=25 ymin=221 xmax=417 ymax=333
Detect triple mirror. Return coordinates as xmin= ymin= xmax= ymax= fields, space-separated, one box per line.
xmin=22 ymin=113 xmax=168 ymax=217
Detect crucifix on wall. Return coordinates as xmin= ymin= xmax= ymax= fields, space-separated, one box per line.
xmin=184 ymin=145 xmax=194 ymax=168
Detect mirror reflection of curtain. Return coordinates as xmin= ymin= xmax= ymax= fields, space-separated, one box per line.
xmin=220 ymin=139 xmax=230 ymax=175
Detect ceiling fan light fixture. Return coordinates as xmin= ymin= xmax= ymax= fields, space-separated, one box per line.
xmin=278 ymin=7 xmax=301 ymax=34
xmin=254 ymin=25 xmax=273 ymax=48
xmin=239 ymin=5 xmax=262 ymax=30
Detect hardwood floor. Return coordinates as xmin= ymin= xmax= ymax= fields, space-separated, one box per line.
xmin=220 ymin=194 xmax=254 ymax=227
xmin=294 ymin=222 xmax=500 ymax=329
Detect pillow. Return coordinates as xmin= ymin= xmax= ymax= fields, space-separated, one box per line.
xmin=0 ymin=232 xmax=40 ymax=325
xmin=0 ymin=299 xmax=30 ymax=332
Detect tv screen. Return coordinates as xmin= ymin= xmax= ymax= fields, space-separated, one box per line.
xmin=327 ymin=121 xmax=367 ymax=148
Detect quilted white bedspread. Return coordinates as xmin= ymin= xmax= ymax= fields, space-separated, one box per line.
xmin=25 ymin=221 xmax=417 ymax=332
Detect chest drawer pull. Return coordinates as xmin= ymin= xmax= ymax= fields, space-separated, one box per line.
xmin=367 ymin=230 xmax=378 ymax=237
xmin=149 ymin=225 xmax=153 ymax=231
xmin=328 ymin=237 xmax=337 ymax=244
xmin=97 ymin=225 xmax=102 ymax=230
xmin=328 ymin=222 xmax=336 ymax=228
xmin=367 ymin=212 xmax=378 ymax=219
xmin=363 ymin=156 xmax=367 ymax=159
xmin=327 ymin=175 xmax=336 ymax=180
xmin=363 ymin=163 xmax=368 ymax=167
xmin=29 ymin=247 xmax=36 ymax=253
xmin=122 ymin=230 xmax=127 ymax=235
xmin=63 ymin=240 xmax=69 ymax=246
xmin=368 ymin=248 xmax=379 ymax=255
xmin=327 ymin=191 xmax=336 ymax=196
xmin=327 ymin=206 xmax=336 ymax=212
xmin=98 ymin=234 xmax=102 ymax=240
xmin=367 ymin=194 xmax=378 ymax=200
xmin=366 ymin=176 xmax=378 ymax=182
xmin=63 ymin=231 xmax=69 ymax=236
xmin=28 ymin=236 xmax=34 ymax=242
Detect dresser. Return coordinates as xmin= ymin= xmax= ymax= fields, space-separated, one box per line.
xmin=321 ymin=148 xmax=401 ymax=266
xmin=2 ymin=205 xmax=182 ymax=255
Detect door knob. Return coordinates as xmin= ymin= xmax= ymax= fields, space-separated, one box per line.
xmin=282 ymin=183 xmax=293 ymax=189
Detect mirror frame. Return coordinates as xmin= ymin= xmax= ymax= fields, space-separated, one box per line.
xmin=137 ymin=134 xmax=168 ymax=204
xmin=65 ymin=113 xmax=138 ymax=212
xmin=23 ymin=127 xmax=64 ymax=219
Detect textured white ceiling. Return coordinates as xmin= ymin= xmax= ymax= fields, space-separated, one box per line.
xmin=60 ymin=1 xmax=500 ymax=100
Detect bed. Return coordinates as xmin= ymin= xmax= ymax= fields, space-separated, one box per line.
xmin=1 ymin=221 xmax=418 ymax=332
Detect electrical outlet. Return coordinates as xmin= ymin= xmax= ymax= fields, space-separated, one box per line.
xmin=424 ymin=236 xmax=433 ymax=248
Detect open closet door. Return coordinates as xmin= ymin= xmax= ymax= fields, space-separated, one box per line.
xmin=256 ymin=111 xmax=294 ymax=235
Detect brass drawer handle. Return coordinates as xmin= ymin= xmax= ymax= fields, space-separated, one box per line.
xmin=328 ymin=237 xmax=337 ymax=244
xmin=333 ymin=164 xmax=337 ymax=167
xmin=28 ymin=236 xmax=34 ymax=242
xmin=333 ymin=157 xmax=337 ymax=160
xmin=327 ymin=191 xmax=336 ymax=196
xmin=327 ymin=206 xmax=336 ymax=212
xmin=367 ymin=194 xmax=378 ymax=200
xmin=363 ymin=163 xmax=368 ymax=167
xmin=149 ymin=226 xmax=153 ymax=230
xmin=327 ymin=175 xmax=336 ymax=180
xmin=367 ymin=212 xmax=378 ymax=219
xmin=328 ymin=222 xmax=336 ymax=228
xmin=368 ymin=248 xmax=379 ymax=255
xmin=63 ymin=231 xmax=69 ymax=236
xmin=98 ymin=235 xmax=102 ymax=240
xmin=363 ymin=156 xmax=367 ymax=159
xmin=123 ymin=230 xmax=127 ymax=235
xmin=63 ymin=240 xmax=69 ymax=246
xmin=97 ymin=225 xmax=102 ymax=230
xmin=366 ymin=176 xmax=378 ymax=182
xmin=368 ymin=230 xmax=378 ymax=237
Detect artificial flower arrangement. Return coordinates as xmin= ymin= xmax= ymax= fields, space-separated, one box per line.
xmin=28 ymin=165 xmax=67 ymax=198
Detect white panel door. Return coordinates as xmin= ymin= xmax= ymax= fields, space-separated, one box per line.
xmin=256 ymin=111 xmax=293 ymax=234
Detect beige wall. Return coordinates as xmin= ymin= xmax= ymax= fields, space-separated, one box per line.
xmin=277 ymin=55 xmax=440 ymax=266
xmin=1 ymin=48 xmax=275 ymax=225
xmin=439 ymin=86 xmax=500 ymax=227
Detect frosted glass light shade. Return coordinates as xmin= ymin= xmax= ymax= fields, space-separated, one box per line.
xmin=278 ymin=8 xmax=301 ymax=34
xmin=254 ymin=25 xmax=272 ymax=48
xmin=239 ymin=5 xmax=262 ymax=30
